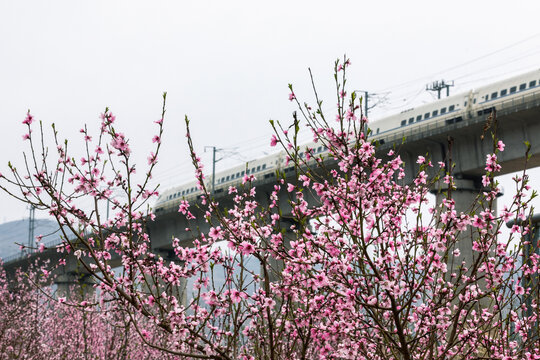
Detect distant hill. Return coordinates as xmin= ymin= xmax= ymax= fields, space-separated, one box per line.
xmin=0 ymin=218 xmax=61 ymax=260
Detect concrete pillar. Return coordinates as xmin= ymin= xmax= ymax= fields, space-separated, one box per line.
xmin=145 ymin=251 xmax=187 ymax=308
xmin=432 ymin=178 xmax=499 ymax=276
xmin=263 ymin=217 xmax=296 ymax=286
xmin=509 ymin=214 xmax=540 ymax=327
xmin=54 ymin=271 xmax=95 ymax=300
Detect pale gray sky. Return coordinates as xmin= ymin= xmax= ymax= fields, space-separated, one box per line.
xmin=1 ymin=0 xmax=540 ymax=224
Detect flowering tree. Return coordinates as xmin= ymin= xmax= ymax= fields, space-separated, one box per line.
xmin=2 ymin=58 xmax=540 ymax=359
xmin=0 ymin=261 xmax=175 ymax=360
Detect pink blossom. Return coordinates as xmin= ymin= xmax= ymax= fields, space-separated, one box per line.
xmin=345 ymin=109 xmax=356 ymax=121
xmin=242 ymin=174 xmax=255 ymax=184
xmin=22 ymin=112 xmax=34 ymax=125
xmin=209 ymin=226 xmax=223 ymax=240
xmin=230 ymin=289 xmax=244 ymax=303
xmin=239 ymin=241 xmax=255 ymax=255
xmin=485 ymin=153 xmax=501 ymax=172
xmin=178 ymin=200 xmax=190 ymax=214
xmin=147 ymin=152 xmax=157 ymax=165
xmin=111 ymin=133 xmax=130 ymax=155
xmin=270 ymin=134 xmax=278 ymax=147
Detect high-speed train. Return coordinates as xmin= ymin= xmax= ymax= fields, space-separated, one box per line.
xmin=154 ymin=68 xmax=540 ymax=213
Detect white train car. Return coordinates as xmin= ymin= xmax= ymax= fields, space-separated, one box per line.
xmin=154 ymin=68 xmax=540 ymax=213
xmin=154 ymin=142 xmax=329 ymax=212
xmin=371 ymin=68 xmax=540 ymax=140
xmin=155 ymin=152 xmax=286 ymax=212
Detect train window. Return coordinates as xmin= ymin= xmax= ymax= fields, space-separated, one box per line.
xmin=408 ymin=117 xmax=414 ymax=124
xmin=221 ymin=177 xmax=225 ymax=182
xmin=226 ymin=175 xmax=230 ymax=181
xmin=501 ymin=89 xmax=507 ymax=96
xmin=252 ymin=167 xmax=255 ymax=173
xmin=464 ymin=101 xmax=467 ymax=106
xmin=241 ymin=170 xmax=245 ymax=176
xmin=510 ymin=86 xmax=517 ymax=93
xmin=441 ymin=107 xmax=447 ymax=114
xmin=376 ymin=128 xmax=380 ymax=134
xmin=299 ymin=152 xmax=304 ymax=158
xmin=473 ymin=98 xmax=476 ymax=104
xmin=236 ymin=172 xmax=240 ymax=178
xmin=449 ymin=105 xmax=455 ymax=111
xmin=257 ymin=165 xmax=261 ymax=171
xmin=491 ymin=92 xmax=497 ymax=99
xmin=400 ymin=120 xmax=406 ymax=126
xmin=519 ymin=83 xmax=526 ymax=91
xmin=432 ymin=110 xmax=438 ymax=117
xmin=530 ymin=80 xmax=537 ymax=88
xmin=424 ymin=113 xmax=430 ymax=119
xmin=416 ymin=115 xmax=422 ymax=122
xmin=317 ymin=146 xmax=322 ymax=152
xmin=182 ymin=190 xmax=185 ymax=195
xmin=262 ymin=164 xmax=266 ymax=169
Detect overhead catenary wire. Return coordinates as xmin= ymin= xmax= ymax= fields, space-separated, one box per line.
xmin=374 ymin=32 xmax=540 ymax=94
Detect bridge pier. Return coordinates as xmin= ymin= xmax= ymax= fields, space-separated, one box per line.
xmin=508 ymin=213 xmax=540 ymax=323
xmin=432 ymin=177 xmax=501 ymax=276
xmin=145 ymin=250 xmax=187 ymax=307
xmin=263 ymin=217 xmax=297 ymax=286
xmin=54 ymin=271 xmax=95 ymax=300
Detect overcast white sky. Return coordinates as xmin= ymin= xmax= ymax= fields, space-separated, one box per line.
xmin=1 ymin=0 xmax=540 ymax=225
